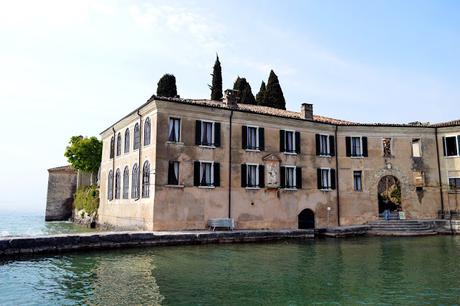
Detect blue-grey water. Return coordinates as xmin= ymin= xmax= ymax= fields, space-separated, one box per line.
xmin=0 ymin=214 xmax=96 ymax=237
xmin=1 ymin=236 xmax=459 ymax=305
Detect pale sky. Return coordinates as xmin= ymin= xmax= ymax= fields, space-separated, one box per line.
xmin=0 ymin=0 xmax=459 ymax=214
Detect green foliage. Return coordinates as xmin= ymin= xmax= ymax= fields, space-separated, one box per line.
xmin=256 ymin=81 xmax=266 ymax=105
xmin=64 ymin=136 xmax=102 ymax=172
xmin=74 ymin=185 xmax=99 ymax=215
xmin=233 ymin=77 xmax=256 ymax=105
xmin=209 ymin=55 xmax=223 ymax=100
xmin=264 ymin=70 xmax=286 ymax=109
xmin=157 ymin=74 xmax=177 ymax=97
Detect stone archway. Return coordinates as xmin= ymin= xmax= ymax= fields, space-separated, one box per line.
xmin=377 ymin=175 xmax=401 ymax=214
xmin=298 ymin=209 xmax=315 ymax=229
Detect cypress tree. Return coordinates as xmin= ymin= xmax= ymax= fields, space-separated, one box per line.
xmin=233 ymin=77 xmax=256 ymax=105
xmin=255 ymin=81 xmax=266 ymax=105
xmin=156 ymin=74 xmax=177 ymax=98
xmin=209 ymin=55 xmax=223 ymax=100
xmin=264 ymin=70 xmax=286 ymax=109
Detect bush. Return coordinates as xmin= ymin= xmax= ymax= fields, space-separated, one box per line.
xmin=74 ymin=185 xmax=99 ymax=215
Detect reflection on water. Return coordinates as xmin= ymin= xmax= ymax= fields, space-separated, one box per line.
xmin=0 ymin=236 xmax=459 ymax=305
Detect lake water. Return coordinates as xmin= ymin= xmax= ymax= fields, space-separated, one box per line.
xmin=1 ymin=236 xmax=459 ymax=305
xmin=0 ymin=214 xmax=96 ymax=237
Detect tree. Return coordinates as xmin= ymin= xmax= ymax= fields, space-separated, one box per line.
xmin=256 ymin=81 xmax=266 ymax=105
xmin=264 ymin=70 xmax=286 ymax=109
xmin=156 ymin=74 xmax=177 ymax=97
xmin=233 ymin=77 xmax=256 ymax=105
xmin=64 ymin=136 xmax=102 ymax=173
xmin=209 ymin=55 xmax=223 ymax=100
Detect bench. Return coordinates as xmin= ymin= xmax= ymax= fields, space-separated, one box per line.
xmin=208 ymin=218 xmax=235 ymax=231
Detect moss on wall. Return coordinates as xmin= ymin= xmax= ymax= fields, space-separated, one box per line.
xmin=74 ymin=185 xmax=99 ymax=215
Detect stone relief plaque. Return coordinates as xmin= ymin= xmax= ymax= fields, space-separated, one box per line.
xmin=263 ymin=154 xmax=281 ymax=188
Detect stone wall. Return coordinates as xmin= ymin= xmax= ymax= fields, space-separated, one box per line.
xmin=45 ymin=166 xmax=77 ymax=221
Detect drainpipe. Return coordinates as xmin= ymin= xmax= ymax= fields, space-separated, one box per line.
xmin=435 ymin=127 xmax=445 ymax=215
xmin=136 ymin=110 xmax=142 ymax=201
xmin=228 ymin=109 xmax=234 ymax=219
xmin=335 ymin=125 xmax=341 ymax=226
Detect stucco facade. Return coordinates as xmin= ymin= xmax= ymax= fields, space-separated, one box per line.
xmin=98 ymin=94 xmax=460 ymax=230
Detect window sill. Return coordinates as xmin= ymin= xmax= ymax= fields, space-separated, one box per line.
xmin=445 ymin=155 xmax=460 ymax=159
xmin=245 ymin=149 xmax=260 ymax=152
xmin=283 ymin=152 xmax=297 ymax=155
xmin=245 ymin=187 xmax=260 ymax=190
xmin=319 ymin=154 xmax=332 ymax=158
xmin=198 ymin=185 xmax=215 ymax=189
xmin=167 ymin=141 xmax=184 ymax=145
xmin=166 ymin=184 xmax=184 ymax=188
xmin=199 ymin=145 xmax=216 ymax=149
xmin=282 ymin=188 xmax=297 ymax=191
xmin=350 ymin=156 xmax=364 ymax=159
xmin=320 ymin=188 xmax=332 ymax=192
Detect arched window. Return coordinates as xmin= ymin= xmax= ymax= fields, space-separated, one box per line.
xmin=107 ymin=170 xmax=113 ymax=200
xmin=115 ymin=168 xmax=121 ymax=199
xmin=124 ymin=128 xmax=130 ymax=153
xmin=134 ymin=123 xmax=140 ymax=150
xmin=131 ymin=163 xmax=139 ymax=199
xmin=144 ymin=117 xmax=151 ymax=146
xmin=123 ymin=166 xmax=129 ymax=199
xmin=142 ymin=161 xmax=150 ymax=198
xmin=110 ymin=136 xmax=114 ymax=159
xmin=116 ymin=133 xmax=122 ymax=156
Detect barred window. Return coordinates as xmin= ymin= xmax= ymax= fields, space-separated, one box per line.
xmin=133 ymin=123 xmax=140 ymax=150
xmin=123 ymin=166 xmax=129 ymax=199
xmin=144 ymin=117 xmax=151 ymax=146
xmin=124 ymin=129 xmax=130 ymax=153
xmin=131 ymin=163 xmax=139 ymax=199
xmin=115 ymin=169 xmax=121 ymax=199
xmin=107 ymin=170 xmax=113 ymax=200
xmin=142 ymin=161 xmax=150 ymax=198
xmin=116 ymin=133 xmax=122 ymax=156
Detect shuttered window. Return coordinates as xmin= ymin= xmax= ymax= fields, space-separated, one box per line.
xmin=168 ymin=161 xmax=180 ymax=185
xmin=193 ymin=161 xmax=220 ymax=187
xmin=346 ymin=136 xmax=368 ymax=157
xmin=316 ymin=134 xmax=335 ymax=156
xmin=195 ymin=120 xmax=221 ymax=147
xmin=317 ymin=168 xmax=336 ymax=190
xmin=280 ymin=130 xmax=301 ymax=154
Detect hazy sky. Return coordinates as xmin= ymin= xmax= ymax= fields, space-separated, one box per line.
xmin=0 ymin=0 xmax=459 ymax=214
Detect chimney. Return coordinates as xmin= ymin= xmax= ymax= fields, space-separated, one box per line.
xmin=223 ymin=89 xmax=238 ymax=108
xmin=301 ymin=103 xmax=313 ymax=120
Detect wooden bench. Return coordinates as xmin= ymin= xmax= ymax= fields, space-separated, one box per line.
xmin=208 ymin=218 xmax=235 ymax=231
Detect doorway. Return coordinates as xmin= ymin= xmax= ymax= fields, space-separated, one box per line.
xmin=298 ymin=209 xmax=315 ymax=229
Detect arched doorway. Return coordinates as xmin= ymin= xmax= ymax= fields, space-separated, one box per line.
xmin=298 ymin=209 xmax=315 ymax=229
xmin=378 ymin=175 xmax=401 ymax=215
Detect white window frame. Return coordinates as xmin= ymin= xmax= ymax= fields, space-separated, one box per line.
xmin=284 ymin=166 xmax=297 ymax=190
xmin=350 ymin=136 xmax=363 ymax=158
xmin=382 ymin=137 xmax=392 ymax=158
xmin=246 ymin=125 xmax=260 ymax=151
xmin=199 ymin=160 xmax=215 ymax=188
xmin=444 ymin=135 xmax=460 ymax=158
xmin=320 ymin=167 xmax=332 ymax=191
xmin=412 ymin=138 xmax=422 ymax=157
xmin=353 ymin=170 xmax=363 ymax=192
xmin=246 ymin=163 xmax=260 ymax=189
xmin=448 ymin=176 xmax=460 ymax=193
xmin=284 ymin=129 xmax=296 ymax=154
xmin=200 ymin=120 xmax=215 ymax=148
xmin=168 ymin=117 xmax=182 ymax=143
xmin=319 ymin=134 xmax=331 ymax=157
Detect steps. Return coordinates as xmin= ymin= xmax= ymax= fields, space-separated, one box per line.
xmin=367 ymin=220 xmax=438 ymax=236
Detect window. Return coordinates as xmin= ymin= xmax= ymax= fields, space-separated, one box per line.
xmin=110 ymin=136 xmax=114 ymax=159
xmin=168 ymin=161 xmax=180 ymax=185
xmin=133 ymin=123 xmax=140 ymax=150
xmin=144 ymin=117 xmax=151 ymax=146
xmin=116 ymin=133 xmax=122 ymax=156
xmin=382 ymin=138 xmax=391 ymax=157
xmin=412 ymin=138 xmax=421 ymax=157
xmin=124 ymin=129 xmax=130 ymax=153
xmin=142 ymin=161 xmax=150 ymax=198
xmin=317 ymin=168 xmax=336 ymax=190
xmin=168 ymin=117 xmax=181 ymax=142
xmin=449 ymin=177 xmax=460 ymax=192
xmin=107 ymin=170 xmax=113 ymax=200
xmin=123 ymin=166 xmax=129 ymax=199
xmin=443 ymin=136 xmax=459 ymax=157
xmin=196 ymin=120 xmax=221 ymax=147
xmin=194 ymin=161 xmax=220 ymax=187
xmin=280 ymin=130 xmax=300 ymax=154
xmin=242 ymin=125 xmax=265 ymax=151
xmin=131 ymin=163 xmax=139 ymax=199
xmin=115 ymin=169 xmax=121 ymax=199
xmin=280 ymin=166 xmax=302 ymax=189
xmin=346 ymin=136 xmax=368 ymax=157
xmin=241 ymin=164 xmax=264 ymax=188
xmin=285 ymin=166 xmax=296 ymax=188
xmin=353 ymin=171 xmax=362 ymax=192
xmin=316 ymin=134 xmax=335 ymax=156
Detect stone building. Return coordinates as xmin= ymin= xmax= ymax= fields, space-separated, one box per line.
xmin=97 ymin=91 xmax=460 ymax=230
